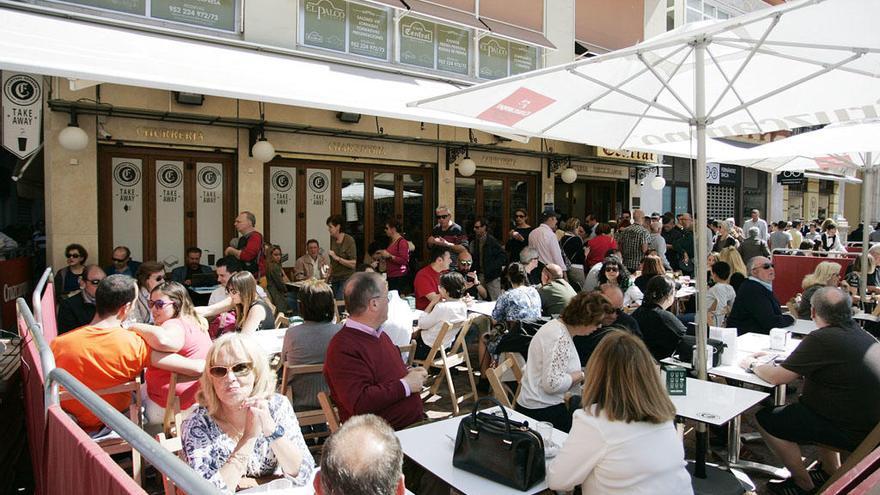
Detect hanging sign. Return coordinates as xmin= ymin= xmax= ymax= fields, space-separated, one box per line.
xmin=776 ymin=171 xmax=805 ymax=185
xmin=706 ymin=162 xmax=720 ymax=185
xmin=719 ymin=164 xmax=739 ymax=186
xmin=196 ymin=162 xmax=224 ymax=266
xmin=2 ymin=72 xmax=43 ymax=159
xmin=269 ymin=167 xmax=297 ymax=267
xmin=111 ymin=158 xmax=144 ymax=261
xmin=306 ymin=169 xmax=332 ymax=250
xmin=155 ymin=161 xmax=185 ymax=267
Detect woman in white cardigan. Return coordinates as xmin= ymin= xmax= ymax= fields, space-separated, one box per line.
xmin=548 ymin=330 xmax=693 ymax=495
xmin=514 ymin=292 xmax=610 ymax=432
xmin=415 ymin=271 xmax=468 ymax=360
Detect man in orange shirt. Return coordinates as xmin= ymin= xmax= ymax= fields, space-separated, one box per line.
xmin=50 ymin=274 xmax=200 ymax=434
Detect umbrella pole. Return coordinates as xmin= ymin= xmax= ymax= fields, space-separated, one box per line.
xmin=860 ymin=156 xmax=873 ymax=305
xmin=693 ymin=38 xmax=710 ymax=480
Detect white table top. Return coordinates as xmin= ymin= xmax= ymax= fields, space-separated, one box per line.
xmin=189 ymin=285 xmax=219 ymax=294
xmin=467 ymin=300 xmax=496 ymax=317
xmin=736 ymin=332 xmax=801 ymax=355
xmin=782 ymin=319 xmax=818 ymax=335
xmin=396 ymin=406 xmax=567 ymax=495
xmin=668 ymin=378 xmax=768 ymax=426
xmin=855 ymin=312 xmax=880 ymax=323
xmin=253 ymin=328 xmax=288 ymax=355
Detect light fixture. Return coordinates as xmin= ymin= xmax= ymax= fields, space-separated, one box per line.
xmin=549 ymin=156 xmax=575 ymax=182
xmin=250 ymin=102 xmax=275 ymax=163
xmin=651 ymin=174 xmax=667 ymax=190
xmin=446 ymin=130 xmax=477 ymax=177
xmin=58 ymin=110 xmax=88 ymax=151
xmin=561 ymin=167 xmax=578 ymax=184
xmin=458 ymin=155 xmax=476 ymax=177
xmin=174 ymin=91 xmax=204 ymax=106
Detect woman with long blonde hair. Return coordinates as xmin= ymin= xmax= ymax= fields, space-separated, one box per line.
xmin=718 ymin=246 xmax=748 ymax=291
xmin=548 ymin=330 xmax=693 ymax=494
xmin=198 ymin=271 xmax=276 ymax=334
xmin=793 ymin=261 xmax=843 ymax=318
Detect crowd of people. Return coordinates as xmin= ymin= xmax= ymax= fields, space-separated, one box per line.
xmin=45 ymin=204 xmax=880 ymax=495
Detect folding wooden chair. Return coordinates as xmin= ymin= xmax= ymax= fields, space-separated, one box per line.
xmin=317 ymin=391 xmax=340 ymax=433
xmin=818 ymin=420 xmax=880 ymax=491
xmin=155 ymin=432 xmax=185 ymax=495
xmin=485 ymin=355 xmax=523 ymax=408
xmin=279 ymin=363 xmax=332 ymax=451
xmin=412 ymin=316 xmax=478 ymax=415
xmin=274 ymin=313 xmax=289 ymax=328
xmin=397 ymin=339 xmax=417 ymax=367
xmin=59 ymin=379 xmax=144 ymax=485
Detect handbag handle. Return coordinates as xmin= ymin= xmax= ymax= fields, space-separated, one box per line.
xmin=470 ymin=396 xmax=513 ymax=439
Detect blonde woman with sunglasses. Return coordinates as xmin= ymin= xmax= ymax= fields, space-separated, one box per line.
xmin=181 ymin=333 xmax=314 ymax=492
xmin=129 ymin=281 xmax=211 ymax=425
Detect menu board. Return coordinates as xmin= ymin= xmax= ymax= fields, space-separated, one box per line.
xmin=302 ymin=0 xmax=347 ymax=52
xmin=348 ymin=3 xmax=388 ymax=60
xmin=436 ymin=25 xmax=469 ymax=75
xmin=58 ymin=0 xmax=146 ymax=15
xmin=152 ymin=0 xmax=237 ymax=31
xmin=510 ymin=42 xmax=537 ymax=75
xmin=399 ymin=17 xmax=436 ymax=69
xmin=478 ymin=35 xmax=509 ymax=80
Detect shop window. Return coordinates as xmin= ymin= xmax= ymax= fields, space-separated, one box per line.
xmin=46 ymin=0 xmax=241 ymax=32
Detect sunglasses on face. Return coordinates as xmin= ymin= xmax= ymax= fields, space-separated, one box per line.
xmin=208 ymin=362 xmax=253 ymax=378
xmin=66 ymin=253 xmax=81 ymax=259
xmin=515 ymin=214 xmax=526 ymax=218
xmin=112 ymin=257 xmax=129 ymax=263
xmin=436 ymin=214 xmax=450 ymax=219
xmin=605 ymin=267 xmax=620 ymax=272
xmin=148 ymin=299 xmax=175 ymax=310
xmin=459 ymin=260 xmax=473 ymax=265
xmin=761 ymin=263 xmax=774 ymax=270
xmin=84 ymin=278 xmax=103 ymax=286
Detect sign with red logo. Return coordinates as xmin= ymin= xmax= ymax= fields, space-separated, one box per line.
xmin=477 ymin=87 xmax=555 ymax=127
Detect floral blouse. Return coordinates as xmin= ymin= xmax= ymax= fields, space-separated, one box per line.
xmin=181 ymin=393 xmax=315 ymax=493
xmin=492 ymin=285 xmax=542 ymax=322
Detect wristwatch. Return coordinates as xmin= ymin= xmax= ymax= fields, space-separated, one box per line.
xmin=265 ymin=424 xmax=285 ymax=442
xmin=747 ymin=359 xmax=758 ymax=373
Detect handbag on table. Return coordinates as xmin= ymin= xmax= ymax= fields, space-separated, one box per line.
xmin=452 ymin=397 xmax=546 ymax=490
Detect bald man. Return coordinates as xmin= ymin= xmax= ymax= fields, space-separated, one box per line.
xmin=537 ymin=263 xmax=576 ymax=316
xmin=315 ymin=414 xmax=405 ymax=495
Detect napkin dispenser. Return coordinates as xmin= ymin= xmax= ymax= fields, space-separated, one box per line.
xmin=710 ymin=326 xmax=738 ymax=366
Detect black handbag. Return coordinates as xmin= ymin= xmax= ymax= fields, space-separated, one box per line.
xmin=675 ymin=335 xmax=726 ymax=368
xmin=452 ymin=397 xmax=546 ymax=490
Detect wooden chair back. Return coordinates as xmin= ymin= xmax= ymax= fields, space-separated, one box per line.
xmin=485 ymin=355 xmax=523 ymax=408
xmin=411 ymin=316 xmax=478 ymax=415
xmin=820 ymin=419 xmax=880 ymax=491
xmin=274 ymin=313 xmax=289 ymax=328
xmin=155 ymin=432 xmax=184 ymax=495
xmin=397 ymin=339 xmax=417 ymax=367
xmin=280 ymin=363 xmax=332 ymax=450
xmin=317 ymin=391 xmax=341 ymax=433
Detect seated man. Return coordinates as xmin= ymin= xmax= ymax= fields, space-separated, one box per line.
xmin=741 ymin=287 xmax=880 ymax=495
xmin=455 ymin=250 xmax=487 ymax=301
xmin=726 ymin=256 xmax=794 ymax=335
xmin=413 ymin=246 xmax=451 ymax=310
xmin=293 ymin=239 xmax=330 ymax=282
xmin=170 ymin=246 xmax=213 ymax=286
xmin=50 ymin=274 xmax=200 ymax=434
xmin=537 ymin=264 xmax=577 ymax=316
xmin=572 ymin=285 xmax=642 ymax=366
xmin=314 ymin=414 xmax=405 ymax=495
xmin=57 ymin=264 xmax=105 ymax=334
xmin=324 ymin=272 xmax=427 ymax=430
xmin=104 ymin=245 xmax=140 ymax=277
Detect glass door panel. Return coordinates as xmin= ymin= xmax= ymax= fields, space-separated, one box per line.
xmin=372 ymin=172 xmax=395 ymax=253
xmin=402 ymin=173 xmax=426 ymax=259
xmin=454 ymin=177 xmax=476 ymax=232
xmin=341 ymin=170 xmax=365 ymax=263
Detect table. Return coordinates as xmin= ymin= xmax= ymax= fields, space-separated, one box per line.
xmin=189 ymin=285 xmax=219 ymax=295
xmin=467 ymin=300 xmax=496 ymax=317
xmin=253 ymin=328 xmax=288 ymax=356
xmin=396 ymin=406 xmax=567 ymax=495
xmin=783 ymin=319 xmax=817 ymax=335
xmin=669 ymin=378 xmax=767 ymax=427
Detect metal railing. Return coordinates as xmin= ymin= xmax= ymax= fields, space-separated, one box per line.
xmin=19 ymin=284 xmax=218 ymax=494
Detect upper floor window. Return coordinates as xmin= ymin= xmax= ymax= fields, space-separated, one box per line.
xmin=47 ymin=0 xmax=239 ymax=32
xmin=300 ymin=0 xmax=392 ymax=61
xmin=686 ymin=0 xmax=735 ymax=24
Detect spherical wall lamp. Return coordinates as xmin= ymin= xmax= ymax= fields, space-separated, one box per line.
xmin=458 ymin=156 xmax=476 ymax=177
xmin=58 ymin=111 xmax=89 ymax=151
xmin=650 ymin=174 xmax=666 ymax=190
xmin=251 ymin=138 xmax=275 ymax=163
xmin=561 ymin=167 xmax=578 ymax=184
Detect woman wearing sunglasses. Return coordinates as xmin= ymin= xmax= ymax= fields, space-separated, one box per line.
xmin=199 ymin=271 xmax=276 ymax=335
xmin=131 ymin=261 xmax=167 ymax=323
xmin=181 ymin=333 xmax=314 ymax=492
xmin=128 ymin=281 xmax=212 ymax=425
xmin=597 ymin=257 xmax=642 ymax=307
xmin=54 ymin=243 xmax=88 ymax=300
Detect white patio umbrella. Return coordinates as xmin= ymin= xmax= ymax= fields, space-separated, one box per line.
xmin=412 ymin=0 xmax=880 ymax=486
xmin=717 ymin=119 xmax=880 ymax=300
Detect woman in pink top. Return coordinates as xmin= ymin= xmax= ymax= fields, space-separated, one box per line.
xmin=377 ymin=217 xmax=411 ymax=294
xmin=130 ymin=281 xmax=212 ymax=425
xmin=585 ymin=223 xmax=617 ymax=268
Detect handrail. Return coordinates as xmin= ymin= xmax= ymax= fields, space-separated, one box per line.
xmin=16 ymin=298 xmax=218 ymax=494
xmin=46 ymin=368 xmax=218 ymax=495
xmin=32 ymin=266 xmax=53 ymax=327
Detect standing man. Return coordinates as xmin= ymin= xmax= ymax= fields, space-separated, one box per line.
xmin=528 ymin=211 xmax=566 ymax=275
xmin=57 ymin=264 xmax=106 ymax=334
xmin=768 ymin=221 xmax=793 ymax=252
xmin=323 ymin=272 xmax=427 ymax=430
xmin=171 ymin=247 xmax=212 ymax=286
xmin=326 ymin=215 xmax=357 ymax=300
xmin=413 ymin=246 xmax=451 ymax=310
xmin=740 ymin=288 xmax=880 ymax=494
xmin=727 ymin=256 xmax=795 ymax=335
xmin=616 ymin=209 xmax=650 ymax=273
xmin=224 ymin=211 xmax=265 ymax=277
xmin=744 ymin=209 xmax=769 ymax=242
xmin=789 ymin=221 xmax=804 ymax=249
xmin=648 ymin=216 xmax=671 ymax=271
xmin=506 ymin=208 xmax=534 ymax=262
xmin=661 ymin=213 xmax=683 ymax=272
xmin=293 ymin=239 xmax=331 ymax=282
xmin=738 ymin=227 xmax=771 ymax=268
xmin=584 ymin=214 xmax=599 ymax=240
xmin=470 ymin=217 xmax=506 ymax=300
xmin=426 ymin=205 xmax=468 ymax=267
xmin=673 ymin=213 xmax=696 ymax=276
xmin=105 ymin=245 xmax=140 ymax=277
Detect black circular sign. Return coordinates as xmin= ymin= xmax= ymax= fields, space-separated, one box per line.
xmin=198 ymin=166 xmax=221 ymax=190
xmin=157 ymin=164 xmax=183 ymax=189
xmin=3 ymin=74 xmax=41 ymax=106
xmin=309 ymin=172 xmax=329 ymax=194
xmin=113 ymin=162 xmax=141 ymax=187
xmin=272 ymin=170 xmax=293 ymax=192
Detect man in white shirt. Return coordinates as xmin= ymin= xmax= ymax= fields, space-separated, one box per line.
xmin=208 ymin=256 xmax=267 ymax=305
xmin=743 ymin=209 xmax=769 ymax=242
xmin=528 ymin=211 xmax=566 ymax=274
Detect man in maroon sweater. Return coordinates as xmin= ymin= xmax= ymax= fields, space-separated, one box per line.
xmin=324 ymin=272 xmax=427 ymax=430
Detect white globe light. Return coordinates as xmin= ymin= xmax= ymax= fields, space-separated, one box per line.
xmin=651 ymin=175 xmax=667 ymax=190
xmin=251 ymin=139 xmax=276 ymax=163
xmin=561 ymin=167 xmax=578 ymax=184
xmin=58 ymin=125 xmax=89 ymax=151
xmin=458 ymin=157 xmax=476 ymax=177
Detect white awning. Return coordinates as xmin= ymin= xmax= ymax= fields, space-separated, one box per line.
xmin=0 ymin=7 xmax=530 ymax=141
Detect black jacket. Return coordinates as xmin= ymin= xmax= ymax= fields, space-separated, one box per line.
xmin=57 ymin=292 xmax=96 ymax=334
xmin=470 ymin=234 xmax=506 ymax=282
xmin=727 ymin=279 xmax=794 ymax=335
xmin=632 ymin=303 xmax=686 ymax=361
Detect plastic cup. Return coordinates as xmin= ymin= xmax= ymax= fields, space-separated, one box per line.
xmin=536 ymin=421 xmax=553 ymax=446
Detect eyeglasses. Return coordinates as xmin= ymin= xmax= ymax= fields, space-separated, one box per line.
xmin=66 ymin=253 xmax=81 ymax=259
xmin=84 ymin=278 xmax=103 ymax=286
xmin=112 ymin=257 xmax=128 ymax=263
xmin=604 ymin=267 xmax=620 ymax=272
xmin=761 ymin=263 xmax=774 ymax=270
xmin=473 ymin=225 xmax=484 ymax=229
xmin=208 ymin=362 xmax=253 ymax=378
xmin=459 ymin=260 xmax=473 ymax=265
xmin=514 ymin=214 xmax=526 ymax=218
xmin=436 ymin=214 xmax=450 ymax=219
xmin=148 ymin=299 xmax=175 ymax=310
xmin=226 ymin=288 xmax=239 ymax=295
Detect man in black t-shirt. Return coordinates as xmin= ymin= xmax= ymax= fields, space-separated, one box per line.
xmin=741 ymin=287 xmax=880 ymax=495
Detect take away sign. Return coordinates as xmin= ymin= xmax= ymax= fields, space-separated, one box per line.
xmin=2 ymin=71 xmax=42 ymax=159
